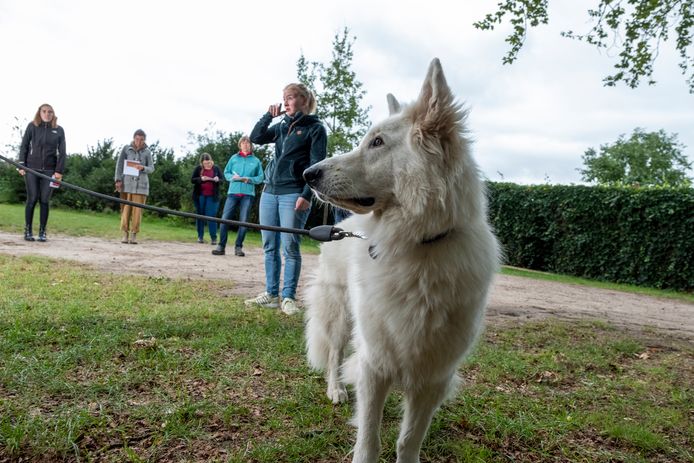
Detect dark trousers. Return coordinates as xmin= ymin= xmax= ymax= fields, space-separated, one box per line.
xmin=219 ymin=194 xmax=253 ymax=249
xmin=194 ymin=195 xmax=220 ymax=240
xmin=24 ymin=170 xmax=54 ymax=231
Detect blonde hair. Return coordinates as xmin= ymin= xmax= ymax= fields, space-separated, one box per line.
xmin=199 ymin=152 xmax=213 ymax=166
xmin=32 ymin=103 xmax=58 ymax=128
xmin=238 ymin=135 xmax=253 ymax=151
xmin=283 ymin=83 xmax=317 ymax=115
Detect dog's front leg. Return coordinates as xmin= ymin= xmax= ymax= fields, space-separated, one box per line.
xmin=352 ymin=363 xmax=391 ymax=463
xmin=326 ymin=347 xmax=348 ymax=403
xmin=395 ymin=380 xmax=450 ymax=463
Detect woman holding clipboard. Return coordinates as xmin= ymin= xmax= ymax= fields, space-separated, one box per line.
xmin=114 ymin=129 xmax=154 ymax=244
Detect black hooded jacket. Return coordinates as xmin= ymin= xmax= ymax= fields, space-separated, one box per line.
xmin=250 ymin=111 xmax=327 ymax=201
xmin=18 ymin=122 xmax=67 ymax=173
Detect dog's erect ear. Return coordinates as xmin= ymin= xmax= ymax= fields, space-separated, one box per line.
xmin=387 ymin=94 xmax=401 ymax=115
xmin=411 ymin=58 xmax=457 ymax=139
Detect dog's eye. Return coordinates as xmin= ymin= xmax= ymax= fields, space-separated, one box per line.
xmin=370 ymin=136 xmax=384 ymax=148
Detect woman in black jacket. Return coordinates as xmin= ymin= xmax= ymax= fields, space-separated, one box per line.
xmin=17 ymin=103 xmax=67 ymax=242
xmin=191 ymin=153 xmax=223 ymax=244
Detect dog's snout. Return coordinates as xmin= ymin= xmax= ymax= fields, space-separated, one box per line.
xmin=303 ymin=166 xmax=323 ymax=187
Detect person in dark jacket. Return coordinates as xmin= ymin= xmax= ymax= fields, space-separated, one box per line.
xmin=17 ymin=103 xmax=67 ymax=242
xmin=245 ymin=83 xmax=327 ymax=315
xmin=191 ymin=153 xmax=223 ymax=244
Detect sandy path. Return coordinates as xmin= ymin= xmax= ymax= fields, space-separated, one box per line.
xmin=1 ymin=231 xmax=692 ymax=342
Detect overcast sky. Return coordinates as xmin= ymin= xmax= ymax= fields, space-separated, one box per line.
xmin=1 ymin=0 xmax=692 ymax=185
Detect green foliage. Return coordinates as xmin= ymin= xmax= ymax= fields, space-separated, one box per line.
xmin=474 ymin=0 xmax=694 ymax=92
xmin=56 ymin=139 xmax=119 ymax=211
xmin=0 ymin=163 xmax=26 ymax=203
xmin=297 ymin=27 xmax=371 ymax=157
xmin=580 ymin=128 xmax=692 ymax=187
xmin=488 ymin=182 xmax=694 ymax=291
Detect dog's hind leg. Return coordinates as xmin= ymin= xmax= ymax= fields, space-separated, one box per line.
xmin=395 ymin=380 xmax=451 ymax=463
xmin=352 ymin=363 xmax=391 ymax=463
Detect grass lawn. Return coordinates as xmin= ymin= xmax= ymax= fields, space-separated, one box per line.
xmin=1 ymin=254 xmax=692 ymax=462
xmin=0 ymin=203 xmax=320 ymax=253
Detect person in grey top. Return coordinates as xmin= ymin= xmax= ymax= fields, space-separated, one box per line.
xmin=114 ymin=129 xmax=154 ymax=244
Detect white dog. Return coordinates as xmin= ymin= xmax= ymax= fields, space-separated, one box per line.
xmin=302 ymin=58 xmax=499 ymax=463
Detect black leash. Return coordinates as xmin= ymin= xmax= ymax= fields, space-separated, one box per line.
xmin=0 ymin=154 xmax=362 ymax=242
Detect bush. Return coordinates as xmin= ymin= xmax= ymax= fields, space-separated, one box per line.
xmin=487 ymin=182 xmax=694 ymax=291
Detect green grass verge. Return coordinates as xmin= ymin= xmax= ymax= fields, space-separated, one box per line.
xmin=0 ymin=203 xmax=320 ymax=253
xmin=1 ymin=255 xmax=692 ymax=462
xmin=500 ymin=266 xmax=694 ymax=303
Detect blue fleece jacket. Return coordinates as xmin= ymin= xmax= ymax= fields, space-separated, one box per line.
xmin=223 ymin=152 xmax=264 ymax=196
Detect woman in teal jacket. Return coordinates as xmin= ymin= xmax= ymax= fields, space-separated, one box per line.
xmin=211 ymin=136 xmax=264 ymax=256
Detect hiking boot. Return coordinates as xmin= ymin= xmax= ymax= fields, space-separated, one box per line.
xmin=129 ymin=232 xmax=138 ymax=244
xmin=37 ymin=228 xmax=47 ymax=242
xmin=235 ymin=246 xmax=245 ymax=257
xmin=197 ymin=237 xmax=204 ymax=244
xmin=211 ymin=246 xmax=225 ymax=255
xmin=211 ymin=239 xmax=217 ymax=246
xmin=244 ymin=292 xmax=279 ymax=309
xmin=281 ymin=298 xmax=301 ymax=315
xmin=121 ymin=231 xmax=129 ymax=244
xmin=24 ymin=226 xmax=35 ymax=242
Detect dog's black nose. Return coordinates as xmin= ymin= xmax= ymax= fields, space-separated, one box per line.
xmin=303 ymin=166 xmax=323 ymax=187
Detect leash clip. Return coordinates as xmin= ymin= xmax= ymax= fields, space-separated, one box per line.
xmin=308 ymin=225 xmax=368 ymax=242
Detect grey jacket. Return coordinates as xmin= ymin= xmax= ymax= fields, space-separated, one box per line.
xmin=115 ymin=143 xmax=154 ymax=195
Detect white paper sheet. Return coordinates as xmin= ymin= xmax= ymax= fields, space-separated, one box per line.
xmin=123 ymin=159 xmax=140 ymax=177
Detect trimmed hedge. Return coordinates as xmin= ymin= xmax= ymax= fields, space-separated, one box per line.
xmin=487 ymin=182 xmax=694 ymax=291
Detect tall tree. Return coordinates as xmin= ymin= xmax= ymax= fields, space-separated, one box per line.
xmin=579 ymin=128 xmax=692 ymax=186
xmin=474 ymin=0 xmax=694 ymax=93
xmin=297 ymin=28 xmax=371 ymax=157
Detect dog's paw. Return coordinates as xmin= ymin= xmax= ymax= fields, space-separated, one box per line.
xmin=327 ymin=384 xmax=348 ymax=404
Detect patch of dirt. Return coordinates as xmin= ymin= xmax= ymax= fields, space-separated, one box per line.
xmin=1 ymin=231 xmax=692 ymax=343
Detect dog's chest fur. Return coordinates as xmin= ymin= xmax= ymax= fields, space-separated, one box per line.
xmin=339 ymin=218 xmax=489 ymax=386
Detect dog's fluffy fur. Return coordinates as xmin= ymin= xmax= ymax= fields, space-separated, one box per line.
xmin=303 ymin=58 xmax=499 ymax=463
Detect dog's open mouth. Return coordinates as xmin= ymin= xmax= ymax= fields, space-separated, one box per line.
xmin=313 ymin=189 xmax=377 ymax=211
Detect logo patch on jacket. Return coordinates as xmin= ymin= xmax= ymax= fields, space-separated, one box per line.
xmin=296 ymin=130 xmax=302 ymax=135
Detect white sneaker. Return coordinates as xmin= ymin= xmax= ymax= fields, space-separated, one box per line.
xmin=244 ymin=292 xmax=279 ymax=308
xmin=281 ymin=298 xmax=301 ymax=315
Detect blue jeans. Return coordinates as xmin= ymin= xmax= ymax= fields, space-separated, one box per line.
xmin=195 ymin=195 xmax=220 ymax=240
xmin=219 ymin=194 xmax=253 ymax=249
xmin=259 ymin=192 xmax=310 ymax=299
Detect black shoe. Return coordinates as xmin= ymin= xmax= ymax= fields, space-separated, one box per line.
xmin=211 ymin=246 xmax=225 ymax=256
xmin=24 ymin=226 xmax=35 ymax=242
xmin=211 ymin=239 xmax=217 ymax=246
xmin=38 ymin=229 xmax=47 ymax=242
xmin=235 ymin=246 xmax=245 ymax=257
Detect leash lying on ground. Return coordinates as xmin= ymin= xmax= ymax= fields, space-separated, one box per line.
xmin=0 ymin=154 xmax=365 ymax=242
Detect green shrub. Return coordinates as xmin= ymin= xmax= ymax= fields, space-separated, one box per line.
xmin=487 ymin=182 xmax=694 ymax=291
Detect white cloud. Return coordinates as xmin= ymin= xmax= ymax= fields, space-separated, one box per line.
xmin=1 ymin=0 xmax=692 ymax=185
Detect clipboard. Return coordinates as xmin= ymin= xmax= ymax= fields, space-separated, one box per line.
xmin=124 ymin=159 xmax=141 ymax=176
